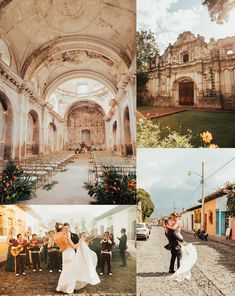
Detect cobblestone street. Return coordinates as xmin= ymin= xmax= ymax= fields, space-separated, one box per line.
xmin=137 ymin=226 xmax=235 ymax=296
xmin=0 ymin=257 xmax=136 ymax=296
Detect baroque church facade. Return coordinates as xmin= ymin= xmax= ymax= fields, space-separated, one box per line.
xmin=146 ymin=31 xmax=235 ymax=110
xmin=0 ymin=0 xmax=136 ymax=161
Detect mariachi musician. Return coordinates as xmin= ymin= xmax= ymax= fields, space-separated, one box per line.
xmin=11 ymin=234 xmax=29 ymax=276
xmin=47 ymin=231 xmax=61 ymax=272
xmin=29 ymin=234 xmax=42 ymax=272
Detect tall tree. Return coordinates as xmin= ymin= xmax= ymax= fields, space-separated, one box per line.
xmin=203 ymin=0 xmax=235 ymax=23
xmin=226 ymin=183 xmax=235 ymax=216
xmin=137 ymin=30 xmax=159 ymax=73
xmin=137 ymin=188 xmax=155 ymax=221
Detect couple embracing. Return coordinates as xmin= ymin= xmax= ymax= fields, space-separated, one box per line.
xmin=54 ymin=222 xmax=100 ymax=294
xmin=164 ymin=213 xmax=197 ymax=282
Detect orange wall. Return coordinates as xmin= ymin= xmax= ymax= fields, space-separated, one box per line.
xmin=204 ymin=199 xmax=216 ymax=236
xmin=231 ymin=216 xmax=235 ymax=240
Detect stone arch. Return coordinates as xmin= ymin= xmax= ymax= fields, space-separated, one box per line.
xmin=172 ymin=77 xmax=197 ymax=106
xmin=44 ymin=70 xmax=117 ymax=100
xmin=112 ymin=121 xmax=117 ymax=152
xmin=0 ymin=91 xmax=13 ymax=160
xmin=26 ymin=110 xmax=40 ymax=156
xmin=48 ymin=122 xmax=57 ymax=153
xmin=123 ymin=106 xmax=133 ymax=155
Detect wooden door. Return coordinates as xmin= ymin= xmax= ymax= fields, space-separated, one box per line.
xmin=179 ymin=81 xmax=194 ymax=105
xmin=204 ymin=214 xmax=207 ymax=231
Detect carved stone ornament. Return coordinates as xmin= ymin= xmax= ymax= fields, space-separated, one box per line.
xmin=35 ymin=0 xmax=102 ymax=33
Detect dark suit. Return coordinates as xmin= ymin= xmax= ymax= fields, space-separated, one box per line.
xmin=70 ymin=232 xmax=79 ymax=244
xmin=70 ymin=232 xmax=79 ymax=253
xmin=118 ymin=233 xmax=127 ymax=267
xmin=165 ymin=230 xmax=182 ymax=272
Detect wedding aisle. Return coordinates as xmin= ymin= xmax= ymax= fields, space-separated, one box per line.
xmin=23 ymin=157 xmax=93 ymax=204
xmin=137 ymin=226 xmax=234 ymax=296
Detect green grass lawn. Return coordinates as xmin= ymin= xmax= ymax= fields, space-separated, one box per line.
xmin=153 ymin=110 xmax=235 ymax=147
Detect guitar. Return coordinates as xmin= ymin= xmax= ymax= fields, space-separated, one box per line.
xmin=11 ymin=245 xmax=24 ymax=257
xmin=27 ymin=242 xmax=43 ymax=250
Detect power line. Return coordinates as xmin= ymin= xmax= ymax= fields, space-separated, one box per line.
xmin=205 ymin=156 xmax=235 ymax=181
xmin=182 ymin=183 xmax=201 ymax=207
xmin=156 ymin=180 xmax=199 ymax=197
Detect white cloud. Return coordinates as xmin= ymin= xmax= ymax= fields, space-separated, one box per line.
xmin=137 ymin=0 xmax=235 ymax=54
xmin=137 ymin=0 xmax=178 ymax=33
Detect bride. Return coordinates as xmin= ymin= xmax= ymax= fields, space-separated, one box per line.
xmin=166 ymin=213 xmax=197 ymax=282
xmin=54 ymin=222 xmax=100 ymax=294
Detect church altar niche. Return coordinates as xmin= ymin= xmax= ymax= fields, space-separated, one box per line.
xmin=67 ymin=105 xmax=105 ymax=150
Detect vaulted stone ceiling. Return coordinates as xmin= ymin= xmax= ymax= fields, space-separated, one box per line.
xmin=48 ymin=78 xmax=113 ymax=117
xmin=0 ymin=0 xmax=136 ymax=107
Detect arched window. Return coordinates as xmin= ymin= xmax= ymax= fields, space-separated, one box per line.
xmin=226 ymin=49 xmax=233 ymax=55
xmin=183 ymin=53 xmax=189 ymax=63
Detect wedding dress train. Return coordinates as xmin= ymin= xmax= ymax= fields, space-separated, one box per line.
xmin=169 ymin=243 xmax=197 ymax=282
xmin=56 ymin=242 xmax=100 ymax=294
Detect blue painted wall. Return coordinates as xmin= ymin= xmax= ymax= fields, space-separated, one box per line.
xmin=215 ymin=196 xmax=227 ymax=236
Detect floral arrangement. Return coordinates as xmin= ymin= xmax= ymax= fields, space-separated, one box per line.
xmin=84 ymin=167 xmax=136 ymax=204
xmin=0 ymin=161 xmax=36 ymax=204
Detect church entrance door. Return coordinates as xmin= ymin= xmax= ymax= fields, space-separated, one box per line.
xmin=179 ymin=81 xmax=194 ymax=105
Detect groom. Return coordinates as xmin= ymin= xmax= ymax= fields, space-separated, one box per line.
xmin=165 ymin=220 xmax=182 ymax=273
xmin=63 ymin=223 xmax=79 ymax=251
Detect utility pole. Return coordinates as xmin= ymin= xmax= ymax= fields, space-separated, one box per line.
xmin=201 ymin=162 xmax=205 ymax=229
xmin=188 ymin=161 xmax=205 ymax=230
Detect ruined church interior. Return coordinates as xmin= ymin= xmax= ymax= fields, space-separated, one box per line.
xmin=0 ymin=0 xmax=136 ymax=202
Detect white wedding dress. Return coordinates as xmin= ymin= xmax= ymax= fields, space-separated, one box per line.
xmin=56 ymin=241 xmax=101 ymax=294
xmin=169 ymin=243 xmax=197 ymax=282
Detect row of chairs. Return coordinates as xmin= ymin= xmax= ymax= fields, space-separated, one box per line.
xmin=0 ymin=152 xmax=75 ymax=189
xmin=88 ymin=151 xmax=136 ymax=185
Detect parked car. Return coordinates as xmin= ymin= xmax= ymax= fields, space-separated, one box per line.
xmin=136 ymin=223 xmax=150 ymax=240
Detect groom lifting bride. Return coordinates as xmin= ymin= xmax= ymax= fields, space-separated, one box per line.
xmin=164 ymin=213 xmax=197 ymax=282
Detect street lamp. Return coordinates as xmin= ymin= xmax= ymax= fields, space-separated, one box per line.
xmin=188 ymin=162 xmax=205 ymax=229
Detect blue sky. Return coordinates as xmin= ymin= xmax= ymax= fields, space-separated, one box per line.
xmin=137 ymin=0 xmax=235 ymax=53
xmin=137 ymin=149 xmax=235 ymax=218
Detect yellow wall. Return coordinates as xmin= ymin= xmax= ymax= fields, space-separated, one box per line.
xmin=194 ymin=208 xmax=202 ymax=230
xmin=0 ymin=242 xmax=8 ymax=263
xmin=0 ymin=205 xmax=26 ymax=236
xmin=0 ymin=205 xmax=27 ymax=263
xmin=204 ymin=199 xmax=216 ymax=236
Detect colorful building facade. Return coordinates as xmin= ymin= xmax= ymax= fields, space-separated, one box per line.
xmin=0 ymin=205 xmax=43 ymax=263
xmin=198 ymin=186 xmax=233 ymax=239
xmin=182 ymin=183 xmax=235 ymax=240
